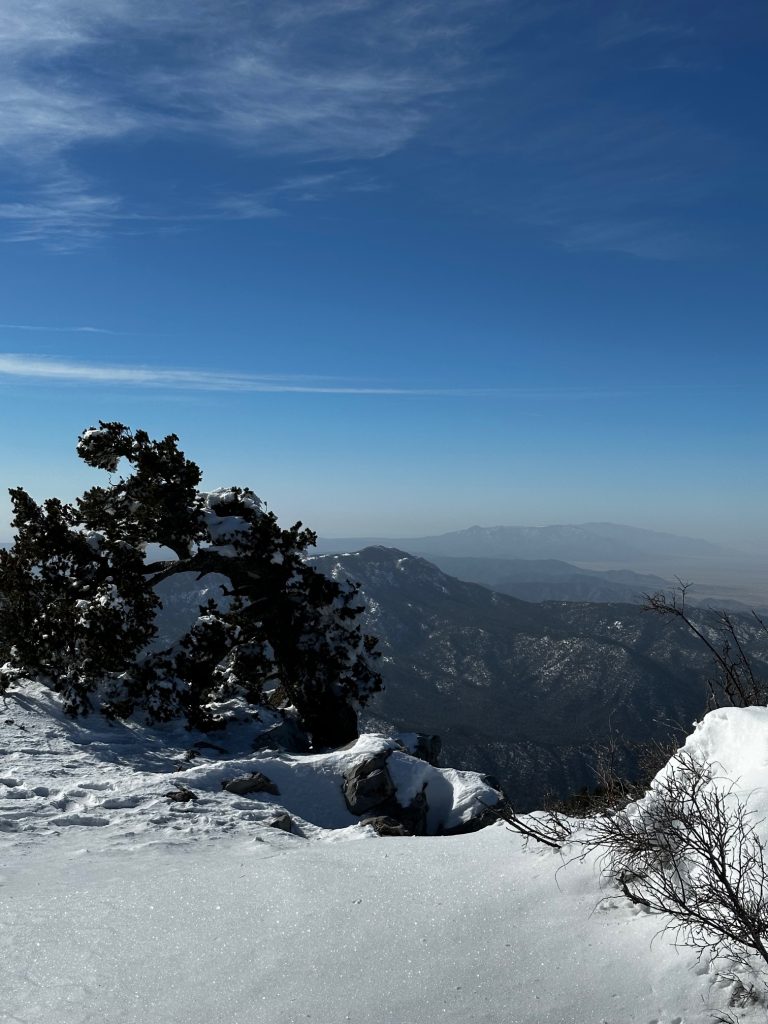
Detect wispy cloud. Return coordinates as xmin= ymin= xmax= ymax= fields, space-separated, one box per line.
xmin=436 ymin=3 xmax=756 ymax=260
xmin=0 ymin=0 xmax=486 ymax=245
xmin=0 ymin=0 xmax=758 ymax=254
xmin=0 ymin=323 xmax=118 ymax=335
xmin=0 ymin=354 xmax=492 ymax=395
xmin=0 ymin=174 xmax=126 ymax=249
xmin=0 ymin=354 xmax=729 ymax=399
xmin=557 ymin=220 xmax=695 ymax=261
xmin=213 ymin=170 xmax=383 ymax=221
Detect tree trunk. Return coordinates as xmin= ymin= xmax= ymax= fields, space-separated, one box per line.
xmin=299 ymin=695 xmax=359 ymax=750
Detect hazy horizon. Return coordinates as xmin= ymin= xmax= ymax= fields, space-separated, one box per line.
xmin=3 ymin=508 xmax=768 ymax=559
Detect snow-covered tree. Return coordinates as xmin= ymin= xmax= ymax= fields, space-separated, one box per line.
xmin=0 ymin=486 xmax=159 ymax=716
xmin=0 ymin=422 xmax=381 ymax=747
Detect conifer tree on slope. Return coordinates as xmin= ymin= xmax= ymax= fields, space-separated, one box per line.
xmin=0 ymin=422 xmax=381 ymax=748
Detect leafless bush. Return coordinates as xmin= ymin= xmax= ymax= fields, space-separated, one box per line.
xmin=645 ymin=581 xmax=768 ymax=708
xmin=587 ymin=750 xmax=768 ymax=971
xmin=546 ymin=734 xmax=680 ymax=818
xmin=491 ymin=800 xmax=572 ymax=849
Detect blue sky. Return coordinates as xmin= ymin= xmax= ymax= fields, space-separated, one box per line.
xmin=0 ymin=1 xmax=766 ymax=549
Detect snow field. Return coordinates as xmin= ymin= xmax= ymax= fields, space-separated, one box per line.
xmin=3 ymin=685 xmax=768 ymax=1022
xmin=1 ymin=826 xmax=730 ymax=1024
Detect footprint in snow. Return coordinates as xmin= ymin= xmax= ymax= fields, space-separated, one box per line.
xmin=101 ymin=796 xmax=142 ymax=809
xmin=0 ymin=809 xmax=30 ymax=824
xmin=50 ymin=812 xmax=110 ymax=827
xmin=598 ymin=899 xmax=619 ymax=911
xmin=3 ymin=787 xmax=33 ymax=800
xmin=3 ymin=785 xmax=50 ymax=799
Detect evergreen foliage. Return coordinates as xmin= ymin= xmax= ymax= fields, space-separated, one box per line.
xmin=0 ymin=423 xmax=381 ymax=747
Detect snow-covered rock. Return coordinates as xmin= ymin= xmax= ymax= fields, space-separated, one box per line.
xmin=0 ymin=680 xmax=501 ymax=842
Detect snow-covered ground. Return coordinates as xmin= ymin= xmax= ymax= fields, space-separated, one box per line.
xmin=3 ymin=684 xmax=768 ymax=1023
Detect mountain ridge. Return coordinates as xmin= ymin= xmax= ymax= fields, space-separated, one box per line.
xmin=314 ymin=521 xmax=741 ymax=562
xmin=310 ymin=545 xmax=768 ymax=807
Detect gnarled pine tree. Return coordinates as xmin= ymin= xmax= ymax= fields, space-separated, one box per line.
xmin=0 ymin=422 xmax=381 ymax=748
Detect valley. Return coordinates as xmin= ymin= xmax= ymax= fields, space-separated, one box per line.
xmin=311 ymin=546 xmax=768 ymax=808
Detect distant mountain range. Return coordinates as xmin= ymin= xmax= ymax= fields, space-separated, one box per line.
xmin=420 ymin=555 xmax=670 ymax=606
xmin=310 ymin=546 xmax=768 ymax=809
xmin=314 ymin=521 xmax=736 ymax=563
xmin=315 ymin=522 xmax=768 ymax=610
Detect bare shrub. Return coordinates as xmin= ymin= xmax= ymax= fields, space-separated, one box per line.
xmin=493 ymin=800 xmax=572 ymax=849
xmin=587 ymin=750 xmax=768 ymax=971
xmin=546 ymin=734 xmax=680 ymax=818
xmin=645 ymin=581 xmax=768 ymax=708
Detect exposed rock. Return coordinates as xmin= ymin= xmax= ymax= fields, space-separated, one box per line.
xmin=342 ymin=751 xmax=395 ymax=814
xmin=395 ymin=784 xmax=429 ymax=836
xmin=362 ymin=815 xmax=411 ymax=837
xmin=343 ymin=751 xmax=434 ymax=834
xmin=193 ymin=740 xmax=228 ymax=755
xmin=222 ymin=772 xmax=280 ymax=796
xmin=268 ymin=812 xmax=293 ymax=832
xmin=165 ymin=785 xmax=197 ymax=803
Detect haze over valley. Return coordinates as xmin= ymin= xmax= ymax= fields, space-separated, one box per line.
xmin=315 ymin=521 xmax=768 ymax=611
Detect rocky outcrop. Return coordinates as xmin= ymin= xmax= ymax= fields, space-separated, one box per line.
xmin=268 ymin=812 xmax=293 ymax=832
xmin=165 ymin=785 xmax=198 ymax=803
xmin=342 ymin=751 xmax=430 ymax=835
xmin=362 ymin=815 xmax=411 ymax=837
xmin=222 ymin=772 xmax=280 ymax=796
xmin=341 ymin=747 xmax=505 ymax=837
xmin=342 ymin=752 xmax=395 ymax=814
xmin=394 ymin=785 xmax=428 ymax=836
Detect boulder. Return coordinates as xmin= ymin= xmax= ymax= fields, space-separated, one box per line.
xmin=362 ymin=815 xmax=411 ymax=837
xmin=396 ymin=784 xmax=429 ymax=836
xmin=222 ymin=772 xmax=280 ymax=796
xmin=268 ymin=812 xmax=293 ymax=832
xmin=165 ymin=786 xmax=197 ymax=803
xmin=342 ymin=751 xmax=395 ymax=814
xmin=343 ymin=752 xmax=433 ymax=834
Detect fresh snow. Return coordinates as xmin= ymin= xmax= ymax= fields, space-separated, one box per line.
xmin=3 ymin=685 xmax=768 ymax=1022
xmin=674 ymin=705 xmax=768 ymax=806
